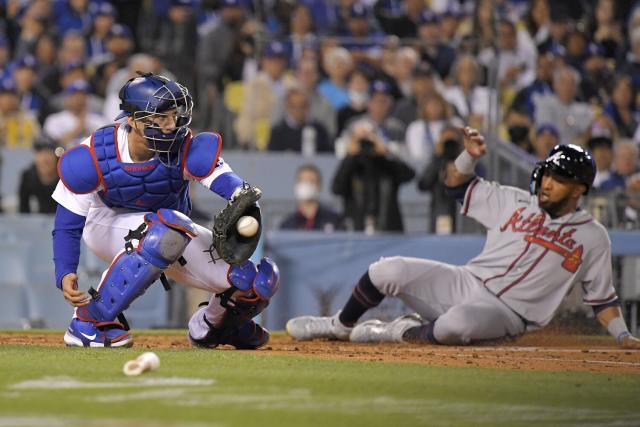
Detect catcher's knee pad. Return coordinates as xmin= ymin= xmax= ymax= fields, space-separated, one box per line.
xmin=80 ymin=209 xmax=197 ymax=322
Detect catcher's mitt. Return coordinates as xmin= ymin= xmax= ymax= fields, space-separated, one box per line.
xmin=210 ymin=185 xmax=262 ymax=265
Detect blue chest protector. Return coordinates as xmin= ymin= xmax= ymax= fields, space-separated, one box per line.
xmin=91 ymin=126 xmax=191 ymax=214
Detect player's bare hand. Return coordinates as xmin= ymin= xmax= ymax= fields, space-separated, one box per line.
xmin=462 ymin=126 xmax=486 ymax=159
xmin=620 ymin=334 xmax=640 ymax=349
xmin=61 ymin=273 xmax=90 ymax=307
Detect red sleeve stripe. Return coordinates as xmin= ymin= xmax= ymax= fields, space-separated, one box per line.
xmin=462 ymin=178 xmax=480 ymax=216
xmin=583 ymin=292 xmax=618 ymax=304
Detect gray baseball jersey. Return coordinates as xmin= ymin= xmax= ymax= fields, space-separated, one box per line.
xmin=461 ymin=178 xmax=616 ymax=327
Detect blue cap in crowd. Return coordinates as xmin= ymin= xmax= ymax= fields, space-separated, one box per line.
xmin=221 ymin=0 xmax=246 ymax=8
xmin=442 ymin=3 xmax=463 ymax=18
xmin=369 ymin=79 xmax=392 ymax=96
xmin=349 ymin=3 xmax=368 ymax=19
xmin=64 ymin=79 xmax=90 ymax=95
xmin=536 ymin=123 xmax=560 ymax=139
xmin=418 ymin=9 xmax=441 ymax=26
xmin=108 ymin=24 xmax=133 ymax=40
xmin=92 ymin=2 xmax=116 ymax=17
xmin=15 ymin=55 xmax=38 ymax=70
xmin=263 ymin=41 xmax=287 ymax=58
xmin=0 ymin=78 xmax=17 ymax=94
xmin=61 ymin=59 xmax=85 ymax=74
xmin=586 ymin=43 xmax=605 ymax=57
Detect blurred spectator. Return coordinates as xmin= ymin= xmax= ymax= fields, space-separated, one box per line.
xmin=339 ymin=2 xmax=384 ymax=66
xmin=235 ymin=40 xmax=295 ymax=150
xmin=197 ymin=0 xmax=249 ymax=92
xmin=603 ymin=75 xmax=639 ymax=139
xmin=58 ymin=30 xmax=87 ymax=66
xmin=600 ymin=141 xmax=640 ymax=191
xmin=43 ymin=80 xmax=108 ymax=148
xmin=588 ymin=136 xmax=615 ymax=190
xmin=531 ymin=123 xmax=560 ymax=161
xmin=54 ymin=0 xmax=93 ymax=35
xmin=524 ymin=0 xmax=551 ymax=48
xmin=86 ymin=2 xmax=117 ymax=65
xmin=318 ymin=46 xmax=354 ymax=110
xmin=91 ymin=24 xmax=134 ymax=98
xmin=332 ymin=117 xmax=415 ymax=233
xmin=580 ymin=43 xmax=611 ymax=106
xmin=478 ymin=19 xmax=537 ymax=95
xmin=539 ymin=4 xmax=571 ymax=55
xmin=393 ymin=47 xmax=419 ymax=98
xmin=406 ymin=91 xmax=453 ymax=163
xmin=444 ymin=54 xmax=492 ymax=128
xmin=588 ymin=114 xmax=619 ymax=142
xmin=392 ymin=62 xmax=438 ymax=127
xmin=417 ymin=10 xmax=456 ymax=79
xmin=623 ymin=27 xmax=640 ymax=91
xmin=504 ymin=105 xmax=533 ymax=154
xmin=336 ymin=79 xmax=406 ymax=158
xmin=472 ymin=0 xmax=497 ymax=52
xmin=267 ymin=86 xmax=332 ymax=154
xmin=0 ymin=79 xmax=40 ymax=148
xmin=147 ymin=0 xmax=199 ymax=92
xmin=12 ymin=55 xmax=48 ymax=120
xmin=34 ymin=33 xmax=59 ymax=95
xmin=280 ymin=164 xmax=344 ymax=232
xmin=373 ymin=0 xmax=424 ymax=39
xmin=440 ymin=4 xmax=464 ymax=48
xmin=591 ymin=0 xmax=623 ymax=59
xmin=286 ymin=57 xmax=336 ymax=139
xmin=564 ymin=29 xmax=589 ymax=71
xmin=337 ymin=67 xmax=371 ymax=135
xmin=417 ymin=126 xmax=478 ymax=234
xmin=13 ymin=0 xmax=50 ymax=59
xmin=511 ymin=51 xmax=555 ymax=117
xmin=18 ymin=135 xmax=59 ymax=214
xmin=288 ymin=4 xmax=317 ymax=67
xmin=534 ymin=66 xmax=594 ymax=145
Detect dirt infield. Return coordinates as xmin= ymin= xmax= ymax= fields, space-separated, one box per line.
xmin=2 ymin=329 xmax=639 ymax=374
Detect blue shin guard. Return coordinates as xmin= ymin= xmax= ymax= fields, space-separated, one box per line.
xmin=76 ymin=209 xmax=197 ymax=325
xmin=190 ymin=257 xmax=280 ymax=349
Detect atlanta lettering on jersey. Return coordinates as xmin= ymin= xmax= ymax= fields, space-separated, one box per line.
xmin=500 ymin=207 xmax=583 ymax=273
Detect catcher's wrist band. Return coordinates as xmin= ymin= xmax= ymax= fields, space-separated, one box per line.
xmin=454 ymin=150 xmax=478 ymax=175
xmin=607 ymin=317 xmax=630 ymax=344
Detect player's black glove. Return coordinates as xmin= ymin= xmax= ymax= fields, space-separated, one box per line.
xmin=210 ymin=184 xmax=262 ymax=265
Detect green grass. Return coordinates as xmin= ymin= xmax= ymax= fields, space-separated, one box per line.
xmin=0 ymin=338 xmax=638 ymax=427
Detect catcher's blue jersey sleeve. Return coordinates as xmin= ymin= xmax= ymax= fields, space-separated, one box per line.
xmin=52 ymin=205 xmax=87 ymax=289
xmin=210 ymin=171 xmax=244 ymax=200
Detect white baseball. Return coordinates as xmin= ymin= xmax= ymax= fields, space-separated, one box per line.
xmin=123 ymin=351 xmax=160 ymax=376
xmin=236 ymin=215 xmax=259 ymax=237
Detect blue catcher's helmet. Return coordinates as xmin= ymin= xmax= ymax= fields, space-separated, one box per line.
xmin=116 ymin=73 xmax=193 ymax=164
xmin=529 ymin=144 xmax=596 ymax=195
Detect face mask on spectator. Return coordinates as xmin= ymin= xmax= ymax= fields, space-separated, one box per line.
xmin=295 ymin=181 xmax=320 ymax=201
xmin=508 ymin=125 xmax=530 ymax=145
xmin=349 ymin=90 xmax=369 ymax=108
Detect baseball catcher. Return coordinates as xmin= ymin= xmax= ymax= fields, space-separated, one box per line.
xmin=52 ymin=73 xmax=279 ymax=349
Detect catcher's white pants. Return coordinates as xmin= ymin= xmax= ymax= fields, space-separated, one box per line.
xmin=82 ymin=206 xmax=230 ymax=336
xmin=369 ymin=256 xmax=526 ymax=344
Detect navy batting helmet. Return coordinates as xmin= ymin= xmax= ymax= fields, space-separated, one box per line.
xmin=116 ymin=72 xmax=193 ymax=163
xmin=529 ymin=144 xmax=596 ymax=195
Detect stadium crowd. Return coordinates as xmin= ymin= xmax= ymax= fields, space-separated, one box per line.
xmin=1 ymin=0 xmax=640 ymax=232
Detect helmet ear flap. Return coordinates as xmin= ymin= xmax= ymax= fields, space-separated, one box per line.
xmin=529 ymin=163 xmax=544 ymax=195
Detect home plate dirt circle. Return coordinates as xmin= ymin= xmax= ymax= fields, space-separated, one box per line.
xmin=3 ymin=330 xmax=639 ymax=374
